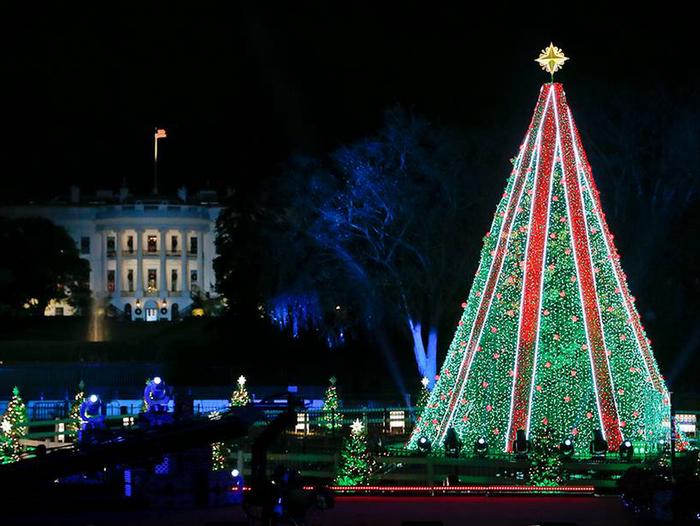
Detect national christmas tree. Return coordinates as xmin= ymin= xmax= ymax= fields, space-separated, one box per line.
xmin=409 ymin=45 xmax=669 ymax=455
xmin=0 ymin=387 xmax=28 ymax=463
xmin=335 ymin=419 xmax=376 ymax=485
xmin=320 ymin=376 xmax=343 ymax=430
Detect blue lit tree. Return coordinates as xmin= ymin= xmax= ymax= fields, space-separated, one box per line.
xmin=257 ymin=107 xmax=496 ymax=386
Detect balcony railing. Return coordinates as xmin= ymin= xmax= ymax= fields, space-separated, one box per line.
xmin=166 ymin=250 xmax=182 ymax=257
xmin=122 ymin=250 xmax=136 ymax=257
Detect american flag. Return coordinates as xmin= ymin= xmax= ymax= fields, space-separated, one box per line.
xmin=155 ymin=128 xmax=167 ymax=139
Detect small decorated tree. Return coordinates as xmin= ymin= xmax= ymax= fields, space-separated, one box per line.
xmin=211 ymin=441 xmax=227 ymax=471
xmin=140 ymin=377 xmax=150 ymax=413
xmin=212 ymin=375 xmax=250 ymax=472
xmin=231 ymin=375 xmax=251 ymax=407
xmin=528 ymin=426 xmax=563 ymax=486
xmin=68 ymin=380 xmax=86 ymax=433
xmin=335 ymin=419 xmax=376 ymax=486
xmin=415 ymin=377 xmax=430 ymax=413
xmin=0 ymin=387 xmax=28 ymax=463
xmin=320 ymin=376 xmax=342 ymax=431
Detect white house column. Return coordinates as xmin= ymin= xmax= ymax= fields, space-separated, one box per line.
xmin=100 ymin=231 xmax=107 ymax=295
xmin=136 ymin=228 xmax=144 ymax=296
xmin=197 ymin=231 xmax=204 ymax=293
xmin=159 ymin=228 xmax=167 ymax=295
xmin=114 ymin=230 xmax=122 ymax=298
xmin=180 ymin=229 xmax=188 ymax=298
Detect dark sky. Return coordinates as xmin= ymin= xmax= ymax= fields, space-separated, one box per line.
xmin=0 ymin=4 xmax=695 ymax=201
xmin=0 ymin=4 xmax=698 ymax=389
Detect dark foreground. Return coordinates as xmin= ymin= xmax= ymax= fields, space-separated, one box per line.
xmin=12 ymin=495 xmax=639 ymax=526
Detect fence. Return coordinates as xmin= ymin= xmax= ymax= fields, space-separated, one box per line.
xmin=233 ymin=450 xmax=642 ymax=488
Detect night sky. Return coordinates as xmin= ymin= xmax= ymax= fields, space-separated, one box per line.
xmin=1 ymin=4 xmax=698 ymax=389
xmin=1 ymin=5 xmax=695 ymax=199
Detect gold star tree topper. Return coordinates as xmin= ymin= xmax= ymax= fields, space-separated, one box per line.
xmin=535 ymin=43 xmax=569 ymax=79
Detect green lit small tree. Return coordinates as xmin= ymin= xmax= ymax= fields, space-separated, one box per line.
xmin=231 ymin=375 xmax=251 ymax=407
xmin=415 ymin=376 xmax=430 ymax=413
xmin=211 ymin=436 xmax=227 ymax=471
xmin=529 ymin=426 xmax=563 ymax=486
xmin=319 ymin=376 xmax=342 ymax=430
xmin=0 ymin=387 xmax=28 ymax=463
xmin=211 ymin=375 xmax=250 ymax=472
xmin=67 ymin=380 xmax=86 ymax=433
xmin=335 ymin=419 xmax=376 ymax=486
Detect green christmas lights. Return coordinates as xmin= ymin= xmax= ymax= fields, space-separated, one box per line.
xmin=409 ymin=82 xmax=669 ymax=456
xmin=320 ymin=376 xmax=343 ymax=431
xmin=528 ymin=426 xmax=563 ymax=486
xmin=0 ymin=387 xmax=28 ymax=463
xmin=231 ymin=375 xmax=251 ymax=407
xmin=335 ymin=419 xmax=376 ymax=486
xmin=67 ymin=380 xmax=86 ymax=434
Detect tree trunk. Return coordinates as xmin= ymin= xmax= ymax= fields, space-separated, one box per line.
xmin=408 ymin=318 xmax=438 ymax=389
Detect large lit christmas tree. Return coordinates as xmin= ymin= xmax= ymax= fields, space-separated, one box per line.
xmin=409 ymin=45 xmax=669 ymax=455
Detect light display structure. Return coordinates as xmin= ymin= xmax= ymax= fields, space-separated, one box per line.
xmin=409 ymin=81 xmax=669 ymax=455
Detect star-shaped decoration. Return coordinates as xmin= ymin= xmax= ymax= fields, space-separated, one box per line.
xmin=1 ymin=419 xmax=11 ymax=433
xmin=535 ymin=43 xmax=569 ymax=77
xmin=350 ymin=418 xmax=364 ymax=434
xmin=421 ymin=377 xmax=429 ymax=388
xmin=237 ymin=375 xmax=246 ymax=386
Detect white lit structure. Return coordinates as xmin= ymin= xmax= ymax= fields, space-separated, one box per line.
xmin=0 ymin=188 xmax=221 ymax=321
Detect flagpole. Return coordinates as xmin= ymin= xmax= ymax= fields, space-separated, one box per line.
xmin=153 ymin=129 xmax=158 ymax=195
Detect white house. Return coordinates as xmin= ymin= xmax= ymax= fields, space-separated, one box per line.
xmin=0 ymin=187 xmax=222 ymax=321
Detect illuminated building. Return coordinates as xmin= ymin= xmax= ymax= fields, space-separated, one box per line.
xmin=0 ymin=186 xmax=221 ymax=320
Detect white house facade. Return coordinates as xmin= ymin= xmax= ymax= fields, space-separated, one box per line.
xmin=0 ymin=192 xmax=222 ymax=321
